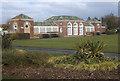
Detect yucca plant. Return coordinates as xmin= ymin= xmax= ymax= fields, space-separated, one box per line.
xmin=76 ymin=39 xmax=106 ymax=59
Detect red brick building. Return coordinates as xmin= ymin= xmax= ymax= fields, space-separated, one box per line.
xmin=8 ymin=14 xmax=34 ymax=37
xmin=8 ymin=14 xmax=105 ymax=38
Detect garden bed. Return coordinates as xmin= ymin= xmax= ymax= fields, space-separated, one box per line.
xmin=2 ymin=49 xmax=120 ymax=79
xmin=2 ymin=66 xmax=119 ymax=79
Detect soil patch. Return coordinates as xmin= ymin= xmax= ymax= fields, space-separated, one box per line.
xmin=2 ymin=66 xmax=119 ymax=79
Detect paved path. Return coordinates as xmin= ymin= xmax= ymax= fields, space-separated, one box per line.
xmin=11 ymin=46 xmax=120 ymax=58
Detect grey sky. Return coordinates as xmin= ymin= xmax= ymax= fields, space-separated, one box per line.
xmin=1 ymin=1 xmax=118 ymax=24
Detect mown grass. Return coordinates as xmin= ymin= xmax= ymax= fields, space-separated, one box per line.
xmin=12 ymin=34 xmax=118 ymax=53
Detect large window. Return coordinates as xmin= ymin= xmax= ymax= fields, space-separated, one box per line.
xmin=53 ymin=27 xmax=58 ymax=32
xmin=79 ymin=23 xmax=83 ymax=35
xmin=73 ymin=23 xmax=78 ymax=35
xmin=46 ymin=27 xmax=51 ymax=32
xmin=67 ymin=22 xmax=72 ymax=35
xmin=40 ymin=28 xmax=45 ymax=33
xmin=34 ymin=28 xmax=39 ymax=33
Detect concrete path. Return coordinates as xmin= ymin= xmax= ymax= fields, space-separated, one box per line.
xmin=11 ymin=46 xmax=120 ymax=58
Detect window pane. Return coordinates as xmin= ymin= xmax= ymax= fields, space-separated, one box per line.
xmin=46 ymin=28 xmax=51 ymax=32
xmin=53 ymin=28 xmax=58 ymax=32
xmin=40 ymin=28 xmax=45 ymax=32
xmin=34 ymin=28 xmax=39 ymax=33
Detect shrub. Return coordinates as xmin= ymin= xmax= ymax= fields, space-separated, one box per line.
xmin=106 ymin=30 xmax=116 ymax=35
xmin=50 ymin=34 xmax=59 ymax=38
xmin=86 ymin=32 xmax=95 ymax=36
xmin=2 ymin=49 xmax=50 ymax=67
xmin=101 ymin=32 xmax=106 ymax=34
xmin=42 ymin=34 xmax=50 ymax=38
xmin=2 ymin=34 xmax=12 ymax=49
xmin=96 ymin=32 xmax=100 ymax=35
xmin=75 ymin=39 xmax=106 ymax=59
xmin=8 ymin=33 xmax=30 ymax=40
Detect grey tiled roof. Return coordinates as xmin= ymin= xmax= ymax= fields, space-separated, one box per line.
xmin=34 ymin=22 xmax=57 ymax=26
xmin=12 ymin=14 xmax=33 ymax=19
xmin=20 ymin=14 xmax=33 ymax=19
xmin=44 ymin=15 xmax=84 ymax=22
xmin=87 ymin=18 xmax=101 ymax=23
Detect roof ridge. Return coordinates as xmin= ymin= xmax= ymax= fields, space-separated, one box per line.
xmin=12 ymin=14 xmax=33 ymax=19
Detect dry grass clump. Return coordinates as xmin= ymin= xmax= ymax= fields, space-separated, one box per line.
xmin=48 ymin=55 xmax=120 ymax=71
xmin=2 ymin=49 xmax=50 ymax=68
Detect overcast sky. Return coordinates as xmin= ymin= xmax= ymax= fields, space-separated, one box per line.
xmin=1 ymin=1 xmax=118 ymax=24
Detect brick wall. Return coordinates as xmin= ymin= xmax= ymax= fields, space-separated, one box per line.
xmin=8 ymin=19 xmax=34 ymax=37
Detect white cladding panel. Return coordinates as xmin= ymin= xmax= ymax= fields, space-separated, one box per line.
xmin=34 ymin=26 xmax=58 ymax=33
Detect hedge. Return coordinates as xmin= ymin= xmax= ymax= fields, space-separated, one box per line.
xmin=50 ymin=34 xmax=59 ymax=38
xmin=105 ymin=30 xmax=116 ymax=35
xmin=39 ymin=34 xmax=59 ymax=38
xmin=8 ymin=33 xmax=30 ymax=40
xmin=42 ymin=34 xmax=50 ymax=38
xmin=96 ymin=32 xmax=101 ymax=35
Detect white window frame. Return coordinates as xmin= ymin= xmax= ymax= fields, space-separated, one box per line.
xmin=79 ymin=23 xmax=83 ymax=35
xmin=67 ymin=22 xmax=72 ymax=35
xmin=73 ymin=22 xmax=78 ymax=35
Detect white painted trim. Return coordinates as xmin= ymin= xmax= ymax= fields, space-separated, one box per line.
xmin=67 ymin=22 xmax=72 ymax=35
xmin=79 ymin=23 xmax=83 ymax=35
xmin=73 ymin=22 xmax=78 ymax=35
xmin=34 ymin=26 xmax=58 ymax=34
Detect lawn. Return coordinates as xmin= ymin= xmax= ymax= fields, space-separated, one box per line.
xmin=12 ymin=34 xmax=118 ymax=53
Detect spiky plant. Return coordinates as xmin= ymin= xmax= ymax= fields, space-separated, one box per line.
xmin=76 ymin=39 xmax=106 ymax=59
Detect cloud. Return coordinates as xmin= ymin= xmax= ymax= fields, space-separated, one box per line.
xmin=1 ymin=1 xmax=118 ymax=24
xmin=3 ymin=0 xmax=119 ymax=2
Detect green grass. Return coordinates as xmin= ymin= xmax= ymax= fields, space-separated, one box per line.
xmin=12 ymin=34 xmax=118 ymax=53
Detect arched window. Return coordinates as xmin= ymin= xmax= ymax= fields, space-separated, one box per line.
xmin=73 ymin=23 xmax=78 ymax=35
xmin=67 ymin=22 xmax=72 ymax=35
xmin=79 ymin=23 xmax=83 ymax=35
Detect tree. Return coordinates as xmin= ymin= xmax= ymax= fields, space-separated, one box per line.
xmin=102 ymin=13 xmax=118 ymax=30
xmin=87 ymin=17 xmax=91 ymax=21
xmin=2 ymin=25 xmax=8 ymax=30
xmin=94 ymin=17 xmax=99 ymax=20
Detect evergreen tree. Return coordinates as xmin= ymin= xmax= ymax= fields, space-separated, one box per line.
xmin=87 ymin=17 xmax=91 ymax=21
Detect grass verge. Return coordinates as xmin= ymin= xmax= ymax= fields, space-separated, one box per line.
xmin=12 ymin=34 xmax=118 ymax=53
